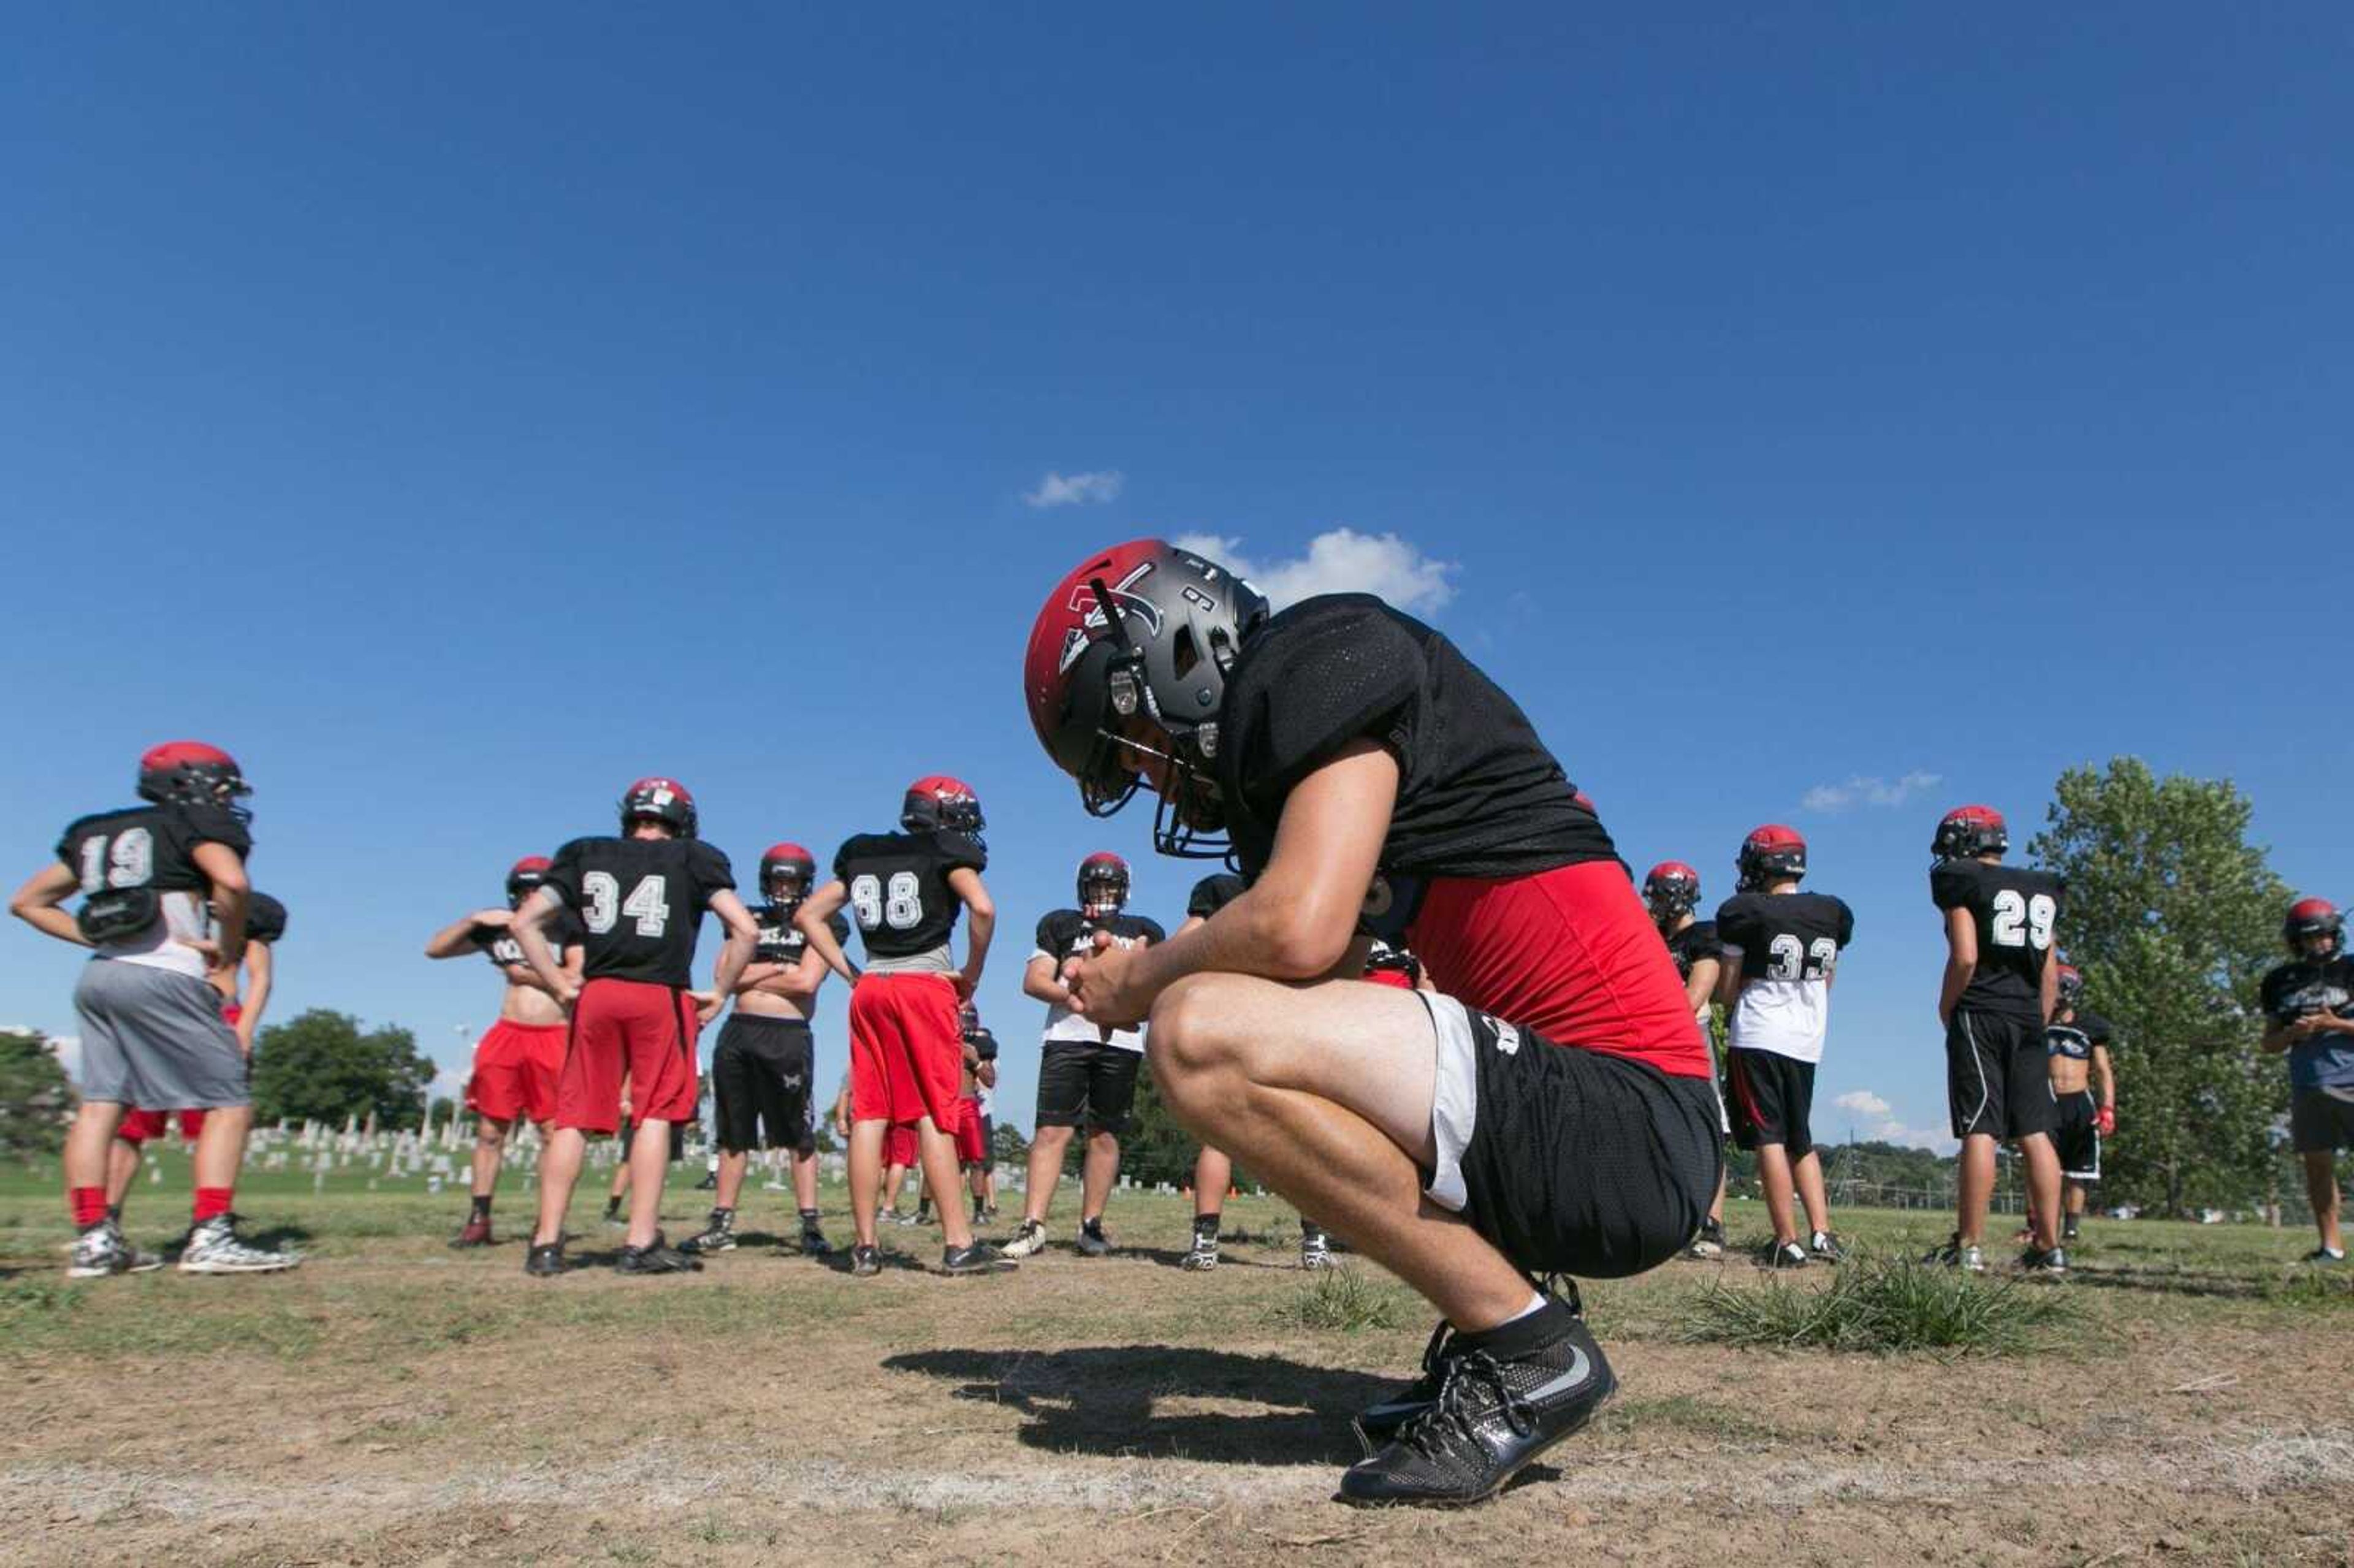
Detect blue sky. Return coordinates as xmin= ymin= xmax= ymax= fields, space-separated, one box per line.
xmin=5 ymin=7 xmax=2348 ymax=1151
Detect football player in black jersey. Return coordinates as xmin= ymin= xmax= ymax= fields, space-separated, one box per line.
xmin=107 ymin=889 xmax=288 ymax=1236
xmin=2259 ymin=898 xmax=2354 ymax=1265
xmin=511 ymin=777 xmax=758 ymax=1276
xmin=1025 ymin=540 xmax=1718 ymax=1505
xmin=1713 ymin=828 xmax=1855 ymax=1268
xmin=954 ymin=1002 xmax=1000 ymax=1222
xmin=426 ymin=858 xmax=584 ymax=1247
xmin=2037 ymin=964 xmax=2116 ymax=1246
xmin=682 ymin=843 xmax=847 ymax=1259
xmin=1645 ymin=862 xmax=1730 ymax=1261
xmin=1928 ymin=804 xmax=2068 ymax=1275
xmin=1003 ymin=853 xmax=1167 ymax=1259
xmin=12 ymin=742 xmax=295 ymax=1275
xmin=797 ymin=777 xmax=1013 ymax=1277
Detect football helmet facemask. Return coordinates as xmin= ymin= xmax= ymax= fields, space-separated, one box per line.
xmin=760 ymin=842 xmax=817 ymax=908
xmin=1932 ymin=804 xmax=2008 ymax=862
xmin=1077 ymin=852 xmax=1130 ymax=916
xmin=1736 ymin=825 xmax=1808 ymax=891
xmin=137 ymin=741 xmax=253 ymax=821
xmin=1643 ymin=861 xmax=1702 ymax=921
xmin=2285 ymin=897 xmax=2343 ymax=958
xmin=620 ymin=777 xmax=697 ymax=837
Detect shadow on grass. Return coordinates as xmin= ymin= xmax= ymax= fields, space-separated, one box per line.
xmin=883 ymin=1344 xmax=1401 ymax=1466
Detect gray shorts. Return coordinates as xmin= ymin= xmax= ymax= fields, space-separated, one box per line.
xmin=2290 ymin=1086 xmax=2354 ymax=1154
xmin=74 ymin=959 xmax=249 ymax=1109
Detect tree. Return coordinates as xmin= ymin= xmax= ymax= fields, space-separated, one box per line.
xmin=0 ymin=1029 xmax=72 ymax=1162
xmin=2030 ymin=758 xmax=2291 ymax=1217
xmin=250 ymin=1010 xmax=435 ymax=1131
xmin=989 ymin=1119 xmax=1028 ymax=1166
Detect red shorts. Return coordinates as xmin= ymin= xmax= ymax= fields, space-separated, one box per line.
xmin=118 ymin=1107 xmax=208 ymax=1143
xmin=953 ymin=1096 xmax=988 ymax=1164
xmin=554 ymin=979 xmax=701 ymax=1135
xmin=847 ymin=973 xmax=965 ymax=1130
xmin=466 ymin=1019 xmax=567 ymax=1125
xmin=1364 ymin=968 xmax=1415 ymax=991
xmin=883 ymin=1122 xmax=920 ymax=1168
xmin=1409 ymin=859 xmax=1709 ymax=1079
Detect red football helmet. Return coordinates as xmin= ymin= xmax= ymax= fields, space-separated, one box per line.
xmin=1023 ymin=538 xmax=1270 ymax=857
xmin=1932 ymin=804 xmax=2008 ymax=862
xmin=1643 ymin=861 xmax=1702 ymax=919
xmin=2285 ymin=896 xmax=2343 ymax=956
xmin=902 ymin=775 xmax=985 ymax=837
xmin=1078 ymin=851 xmax=1130 ymax=915
xmin=1736 ymin=825 xmax=1807 ymax=890
xmin=137 ymin=741 xmax=251 ymax=815
xmin=506 ymin=855 xmax=554 ymax=909
xmin=760 ymin=842 xmax=817 ymax=905
xmin=620 ymin=777 xmax=697 ymax=837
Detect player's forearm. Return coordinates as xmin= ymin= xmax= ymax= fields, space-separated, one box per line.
xmin=709 ymin=930 xmax=756 ymax=1000
xmin=10 ymin=873 xmax=89 ymax=947
xmin=960 ymin=907 xmax=994 ymax=986
xmin=511 ymin=903 xmax=568 ymax=994
xmin=2260 ymin=1024 xmax=2294 ymax=1056
xmin=424 ymin=916 xmax=481 ymax=959
xmin=211 ymin=885 xmax=249 ymax=967
xmin=1938 ymin=959 xmax=1973 ymax=1020
xmin=1023 ymin=961 xmax=1071 ymax=1005
xmin=2095 ymin=1061 xmax=2115 ymax=1108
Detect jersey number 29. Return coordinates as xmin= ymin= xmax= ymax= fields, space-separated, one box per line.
xmin=1989 ymin=891 xmax=2055 ymax=950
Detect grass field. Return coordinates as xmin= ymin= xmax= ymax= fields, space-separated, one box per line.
xmin=2 ymin=1156 xmax=2349 ymax=1567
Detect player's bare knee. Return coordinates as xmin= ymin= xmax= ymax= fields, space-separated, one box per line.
xmin=1148 ymin=973 xmax=1244 ymax=1085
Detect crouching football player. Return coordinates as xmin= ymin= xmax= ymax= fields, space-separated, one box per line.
xmin=1025 ymin=540 xmax=1720 ymax=1504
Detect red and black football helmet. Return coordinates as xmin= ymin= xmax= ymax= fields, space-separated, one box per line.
xmin=506 ymin=855 xmax=553 ymax=910
xmin=137 ymin=741 xmax=252 ymax=818
xmin=760 ymin=842 xmax=817 ymax=908
xmin=902 ymin=775 xmax=985 ymax=841
xmin=1736 ymin=825 xmax=1808 ymax=891
xmin=1077 ymin=851 xmax=1130 ymax=916
xmin=620 ymin=776 xmax=697 ymax=837
xmin=1023 ymin=538 xmax=1271 ymax=858
xmin=1932 ymin=804 xmax=2008 ymax=862
xmin=2285 ymin=897 xmax=2343 ymax=957
xmin=1643 ymin=861 xmax=1702 ymax=921
xmin=2055 ymin=962 xmax=2085 ymax=1010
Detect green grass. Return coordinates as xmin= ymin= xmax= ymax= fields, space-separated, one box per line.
xmin=1672 ymin=1249 xmax=2081 ymax=1356
xmin=1263 ymin=1263 xmax=1416 ymax=1332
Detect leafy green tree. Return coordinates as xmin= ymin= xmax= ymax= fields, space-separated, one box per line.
xmin=250 ymin=1010 xmax=435 ymax=1131
xmin=989 ymin=1119 xmax=1028 ymax=1166
xmin=0 ymin=1029 xmax=72 ymax=1162
xmin=2030 ymin=758 xmax=2291 ymax=1217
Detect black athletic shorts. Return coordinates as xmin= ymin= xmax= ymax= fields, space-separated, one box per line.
xmin=1422 ymin=994 xmax=1721 ymax=1280
xmin=616 ymin=1116 xmax=688 ymax=1163
xmin=1726 ymin=1048 xmax=1816 ymax=1160
xmin=2290 ymin=1087 xmax=2354 ymax=1154
xmin=1948 ymin=1008 xmax=2057 ymax=1141
xmin=711 ymin=1014 xmax=817 ymax=1153
xmin=1035 ymin=1041 xmax=1142 ymax=1133
xmin=2051 ymin=1086 xmax=2100 ymax=1180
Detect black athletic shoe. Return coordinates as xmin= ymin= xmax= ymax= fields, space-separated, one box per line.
xmin=2018 ymin=1245 xmax=2068 ymax=1277
xmin=2303 ymin=1246 xmax=2347 ymax=1266
xmin=693 ymin=1171 xmax=718 ymax=1191
xmin=1341 ymin=1313 xmax=1616 ymax=1505
xmin=615 ymin=1232 xmax=701 ymax=1274
xmin=799 ymin=1226 xmax=832 ymax=1258
xmin=942 ymin=1241 xmax=1016 ymax=1274
xmin=679 ymin=1209 xmax=737 ymax=1255
xmin=1682 ymin=1216 xmax=1726 ymax=1262
xmin=1808 ymin=1230 xmax=1846 ymax=1263
xmin=524 ymin=1242 xmax=565 ymax=1277
xmin=2060 ymin=1219 xmax=2081 ymax=1243
xmin=1354 ymin=1322 xmax=1457 ymax=1449
xmin=850 ymin=1244 xmax=882 ymax=1277
xmin=1075 ymin=1222 xmax=1111 ymax=1257
xmin=1764 ymin=1241 xmax=1808 ymax=1270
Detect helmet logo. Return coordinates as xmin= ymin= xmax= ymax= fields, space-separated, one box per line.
xmin=1070 ymin=561 xmax=1162 ymax=637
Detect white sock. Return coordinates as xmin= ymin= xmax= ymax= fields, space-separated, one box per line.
xmin=1502 ymin=1290 xmax=1547 ymax=1325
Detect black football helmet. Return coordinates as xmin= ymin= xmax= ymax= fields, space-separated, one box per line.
xmin=902 ymin=776 xmax=985 ymax=843
xmin=138 ymin=741 xmax=252 ymax=820
xmin=1024 ymin=538 xmax=1271 ymax=858
xmin=1077 ymin=852 xmax=1130 ymax=916
xmin=620 ymin=776 xmax=697 ymax=837
xmin=2285 ymin=897 xmax=2343 ymax=957
xmin=1735 ymin=825 xmax=1808 ymax=891
xmin=1643 ymin=861 xmax=1702 ymax=921
xmin=2055 ymin=962 xmax=2085 ymax=1009
xmin=1932 ymin=804 xmax=2008 ymax=862
xmin=506 ymin=856 xmax=553 ymax=910
xmin=760 ymin=842 xmax=817 ymax=908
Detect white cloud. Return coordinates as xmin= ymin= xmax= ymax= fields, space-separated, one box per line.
xmin=1827 ymin=1086 xmax=1958 ymax=1155
xmin=1170 ymin=528 xmax=1459 ymax=616
xmin=1024 ymin=470 xmax=1124 ymax=508
xmin=1802 ymin=771 xmax=1943 ymax=813
xmin=1833 ymin=1089 xmax=1892 ymax=1119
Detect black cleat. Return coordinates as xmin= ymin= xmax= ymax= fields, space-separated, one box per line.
xmin=799 ymin=1226 xmax=832 ymax=1258
xmin=942 ymin=1241 xmax=1016 ymax=1274
xmin=525 ymin=1242 xmax=565 ymax=1277
xmin=1808 ymin=1230 xmax=1846 ymax=1263
xmin=1354 ymin=1322 xmax=1457 ymax=1450
xmin=850 ymin=1244 xmax=882 ymax=1277
xmin=693 ymin=1171 xmax=718 ymax=1191
xmin=678 ymin=1209 xmax=737 ymax=1255
xmin=1342 ymin=1312 xmax=1616 ymax=1505
xmin=615 ymin=1232 xmax=701 ymax=1274
xmin=1682 ymin=1216 xmax=1726 ymax=1261
xmin=2018 ymin=1245 xmax=2069 ymax=1277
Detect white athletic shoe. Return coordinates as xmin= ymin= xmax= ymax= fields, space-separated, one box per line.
xmin=1002 ymin=1220 xmax=1049 ymax=1258
xmin=178 ymin=1216 xmax=299 ymax=1274
xmin=66 ymin=1222 xmax=129 ymax=1279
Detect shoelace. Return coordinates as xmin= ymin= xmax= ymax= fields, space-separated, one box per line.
xmin=1400 ymin=1351 xmax=1537 ymax=1459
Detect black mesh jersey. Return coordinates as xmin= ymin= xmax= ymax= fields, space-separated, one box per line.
xmin=831 ymin=829 xmax=987 ymax=961
xmin=57 ymin=802 xmax=251 ymax=897
xmin=2261 ymin=956 xmax=2354 ymax=1024
xmin=1714 ymin=894 xmax=1855 ymax=981
xmin=1034 ymin=910 xmax=1168 ymax=962
xmin=1932 ymin=861 xmax=2065 ymax=1022
xmin=1213 ymin=596 xmax=1615 ymax=885
xmin=1187 ymin=873 xmax=1246 ymax=919
xmin=245 ymin=892 xmax=289 ymax=946
xmin=2046 ymin=1010 xmax=2114 ymax=1061
xmin=543 ymin=835 xmax=736 ymax=987
xmin=471 ymin=910 xmax=586 ymax=973
xmin=1664 ymin=919 xmax=1722 ymax=984
xmin=965 ymin=1024 xmax=999 ymax=1062
xmin=755 ymin=904 xmax=850 ymax=967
